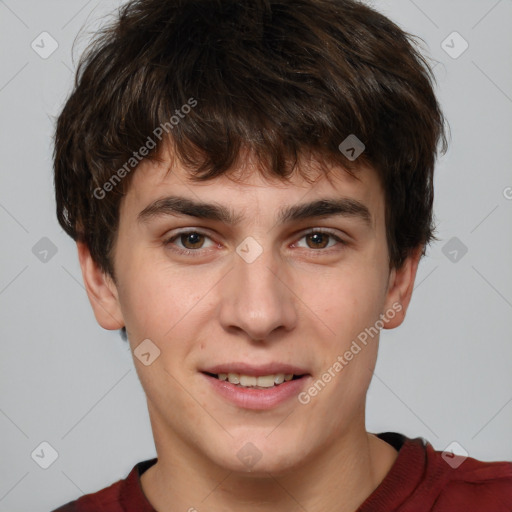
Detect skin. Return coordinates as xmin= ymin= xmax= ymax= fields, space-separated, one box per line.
xmin=78 ymin=147 xmax=422 ymax=512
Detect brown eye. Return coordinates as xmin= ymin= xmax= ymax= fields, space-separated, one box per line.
xmin=305 ymin=232 xmax=330 ymax=249
xmin=179 ymin=232 xmax=205 ymax=249
xmin=294 ymin=230 xmax=344 ymax=251
xmin=164 ymin=230 xmax=216 ymax=254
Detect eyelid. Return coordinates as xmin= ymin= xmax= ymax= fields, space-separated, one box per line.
xmin=163 ymin=228 xmax=217 ymax=253
xmin=291 ymin=228 xmax=347 ymax=249
xmin=163 ymin=227 xmax=347 ymax=254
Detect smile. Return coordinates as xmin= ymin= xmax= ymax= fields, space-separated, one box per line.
xmin=201 ymin=370 xmax=311 ymax=410
xmin=206 ymin=372 xmax=303 ymax=388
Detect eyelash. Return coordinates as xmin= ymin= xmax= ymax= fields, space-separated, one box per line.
xmin=163 ymin=229 xmax=347 ymax=257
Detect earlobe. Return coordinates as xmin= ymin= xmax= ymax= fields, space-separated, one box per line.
xmin=76 ymin=242 xmax=125 ymax=330
xmin=382 ymin=245 xmax=423 ymax=329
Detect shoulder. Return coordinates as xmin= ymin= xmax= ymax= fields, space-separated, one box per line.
xmin=50 ymin=458 xmax=157 ymax=512
xmin=50 ymin=478 xmax=124 ymax=511
xmin=372 ymin=432 xmax=512 ymax=511
xmin=424 ymin=440 xmax=512 ymax=511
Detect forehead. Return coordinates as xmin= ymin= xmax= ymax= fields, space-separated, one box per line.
xmin=120 ymin=149 xmax=385 ymax=225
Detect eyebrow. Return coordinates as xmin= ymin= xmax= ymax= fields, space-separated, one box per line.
xmin=137 ymin=195 xmax=372 ymax=227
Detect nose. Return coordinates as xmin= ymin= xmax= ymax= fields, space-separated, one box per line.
xmin=217 ymin=243 xmax=298 ymax=342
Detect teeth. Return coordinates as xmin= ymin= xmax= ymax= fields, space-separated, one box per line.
xmin=239 ymin=375 xmax=257 ymax=386
xmin=217 ymin=373 xmax=298 ymax=388
xmin=256 ymin=375 xmax=275 ymax=388
xmin=227 ymin=373 xmax=239 ymax=384
xmin=274 ymin=374 xmax=285 ymax=384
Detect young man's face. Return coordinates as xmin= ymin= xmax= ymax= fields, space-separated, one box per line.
xmin=80 ymin=148 xmax=419 ymax=475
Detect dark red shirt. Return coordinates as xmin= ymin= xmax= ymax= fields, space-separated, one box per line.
xmin=52 ymin=432 xmax=512 ymax=511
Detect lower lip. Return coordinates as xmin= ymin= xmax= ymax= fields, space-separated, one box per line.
xmin=202 ymin=373 xmax=310 ymax=410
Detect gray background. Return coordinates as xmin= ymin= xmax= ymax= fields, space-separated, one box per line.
xmin=1 ymin=0 xmax=511 ymax=510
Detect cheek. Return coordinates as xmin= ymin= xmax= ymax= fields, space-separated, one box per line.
xmin=311 ymin=263 xmax=387 ymax=339
xmin=115 ymin=253 xmax=215 ymax=346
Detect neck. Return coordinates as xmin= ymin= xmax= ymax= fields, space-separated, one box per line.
xmin=141 ymin=417 xmax=398 ymax=512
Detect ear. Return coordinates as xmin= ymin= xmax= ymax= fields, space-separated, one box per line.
xmin=382 ymin=245 xmax=423 ymax=329
xmin=76 ymin=241 xmax=125 ymax=330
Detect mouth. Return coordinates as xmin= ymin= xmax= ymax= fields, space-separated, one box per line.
xmin=200 ymin=363 xmax=311 ymax=409
xmin=201 ymin=369 xmax=311 ymax=409
xmin=202 ymin=371 xmax=306 ymax=389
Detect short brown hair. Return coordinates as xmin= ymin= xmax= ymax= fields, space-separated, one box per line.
xmin=54 ymin=0 xmax=447 ymax=280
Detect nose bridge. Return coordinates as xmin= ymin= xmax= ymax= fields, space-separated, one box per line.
xmin=218 ymin=240 xmax=297 ymax=340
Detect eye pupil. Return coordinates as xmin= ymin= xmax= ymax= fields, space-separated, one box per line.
xmin=182 ymin=232 xmax=204 ymax=249
xmin=307 ymin=232 xmax=329 ymax=249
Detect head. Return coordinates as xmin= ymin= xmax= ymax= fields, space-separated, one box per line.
xmin=54 ymin=0 xmax=446 ymax=474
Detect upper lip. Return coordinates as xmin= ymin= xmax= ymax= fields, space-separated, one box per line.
xmin=202 ymin=362 xmax=310 ymax=376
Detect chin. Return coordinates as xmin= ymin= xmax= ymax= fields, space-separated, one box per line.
xmin=210 ymin=433 xmax=310 ymax=476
